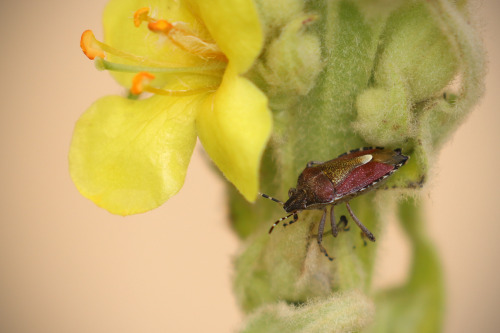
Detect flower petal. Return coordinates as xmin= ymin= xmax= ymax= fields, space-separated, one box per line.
xmin=196 ymin=66 xmax=272 ymax=201
xmin=102 ymin=0 xmax=209 ymax=88
xmin=69 ymin=94 xmax=204 ymax=215
xmin=189 ymin=0 xmax=263 ymax=73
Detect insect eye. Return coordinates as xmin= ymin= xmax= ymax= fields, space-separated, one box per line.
xmin=288 ymin=188 xmax=297 ymax=198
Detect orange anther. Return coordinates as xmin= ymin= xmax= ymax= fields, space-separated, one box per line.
xmin=80 ymin=30 xmax=105 ymax=60
xmin=148 ymin=20 xmax=173 ymax=33
xmin=131 ymin=72 xmax=155 ymax=95
xmin=133 ymin=7 xmax=150 ymax=27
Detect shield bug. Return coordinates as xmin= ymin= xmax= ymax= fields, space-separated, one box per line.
xmin=261 ymin=147 xmax=408 ymax=261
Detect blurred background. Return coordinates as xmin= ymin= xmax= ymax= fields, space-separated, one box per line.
xmin=0 ymin=0 xmax=498 ymax=332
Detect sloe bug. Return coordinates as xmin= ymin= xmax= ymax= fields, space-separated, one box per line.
xmin=261 ymin=147 xmax=409 ymax=261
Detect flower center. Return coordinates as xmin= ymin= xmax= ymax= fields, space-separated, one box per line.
xmin=80 ymin=7 xmax=227 ymax=95
xmin=134 ymin=7 xmax=227 ymax=62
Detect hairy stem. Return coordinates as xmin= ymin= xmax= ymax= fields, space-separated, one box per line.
xmin=232 ymin=0 xmax=484 ymax=331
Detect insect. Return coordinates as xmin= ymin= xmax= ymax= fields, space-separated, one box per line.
xmin=261 ymin=147 xmax=409 ymax=261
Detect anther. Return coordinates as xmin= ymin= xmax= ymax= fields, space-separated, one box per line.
xmin=134 ymin=7 xmax=173 ymax=33
xmin=148 ymin=20 xmax=173 ymax=33
xmin=80 ymin=30 xmax=105 ymax=60
xmin=134 ymin=7 xmax=150 ymax=27
xmin=133 ymin=8 xmax=226 ymax=62
xmin=131 ymin=72 xmax=155 ymax=95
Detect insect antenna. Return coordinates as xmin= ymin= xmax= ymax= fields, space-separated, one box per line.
xmin=268 ymin=212 xmax=295 ymax=234
xmin=259 ymin=192 xmax=284 ymax=205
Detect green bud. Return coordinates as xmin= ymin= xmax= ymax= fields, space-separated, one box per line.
xmin=256 ymin=14 xmax=323 ymax=104
xmin=353 ymin=86 xmax=414 ymax=147
xmin=375 ymin=2 xmax=459 ymax=103
xmin=241 ymin=290 xmax=374 ymax=333
xmin=421 ymin=94 xmax=457 ymax=149
xmin=253 ymin=0 xmax=304 ymax=33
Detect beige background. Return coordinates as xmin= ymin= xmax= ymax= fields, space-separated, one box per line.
xmin=0 ymin=1 xmax=499 ymax=332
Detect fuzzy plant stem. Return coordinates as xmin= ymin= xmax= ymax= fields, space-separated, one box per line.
xmin=367 ymin=197 xmax=444 ymax=333
xmin=229 ymin=0 xmax=485 ymax=332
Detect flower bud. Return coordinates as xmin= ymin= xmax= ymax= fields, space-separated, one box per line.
xmin=257 ymin=15 xmax=322 ymax=100
xmin=354 ymin=86 xmax=414 ymax=147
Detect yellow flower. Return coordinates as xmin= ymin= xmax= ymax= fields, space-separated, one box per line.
xmin=69 ymin=0 xmax=272 ymax=215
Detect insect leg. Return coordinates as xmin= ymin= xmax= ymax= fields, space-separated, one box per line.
xmin=345 ymin=202 xmax=376 ymax=242
xmin=360 ymin=232 xmax=368 ymax=247
xmin=337 ymin=215 xmax=349 ymax=231
xmin=285 ymin=213 xmax=299 ymax=227
xmin=259 ymin=192 xmax=284 ymax=205
xmin=268 ymin=213 xmax=294 ymax=234
xmin=317 ymin=208 xmax=334 ymax=261
xmin=330 ymin=206 xmax=339 ymax=237
xmin=314 ymin=214 xmax=349 ymax=238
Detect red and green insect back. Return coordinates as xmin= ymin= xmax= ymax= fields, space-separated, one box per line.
xmin=261 ymin=147 xmax=408 ymax=261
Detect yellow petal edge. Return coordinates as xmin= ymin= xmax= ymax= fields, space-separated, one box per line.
xmin=190 ymin=0 xmax=263 ymax=73
xmin=69 ymin=95 xmax=203 ymax=215
xmin=196 ymin=66 xmax=272 ymax=202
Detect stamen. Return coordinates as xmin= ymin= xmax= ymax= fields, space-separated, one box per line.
xmin=148 ymin=20 xmax=173 ymax=33
xmin=80 ymin=30 xmax=105 ymax=60
xmin=130 ymin=72 xmax=217 ymax=96
xmin=134 ymin=7 xmax=150 ymax=27
xmin=94 ymin=57 xmax=225 ymax=76
xmin=144 ymin=85 xmax=217 ymax=96
xmin=131 ymin=72 xmax=155 ymax=95
xmin=81 ymin=9 xmax=229 ymax=98
xmin=134 ymin=7 xmax=174 ymax=33
xmin=80 ymin=30 xmax=183 ymax=67
xmin=134 ymin=9 xmax=227 ymax=62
